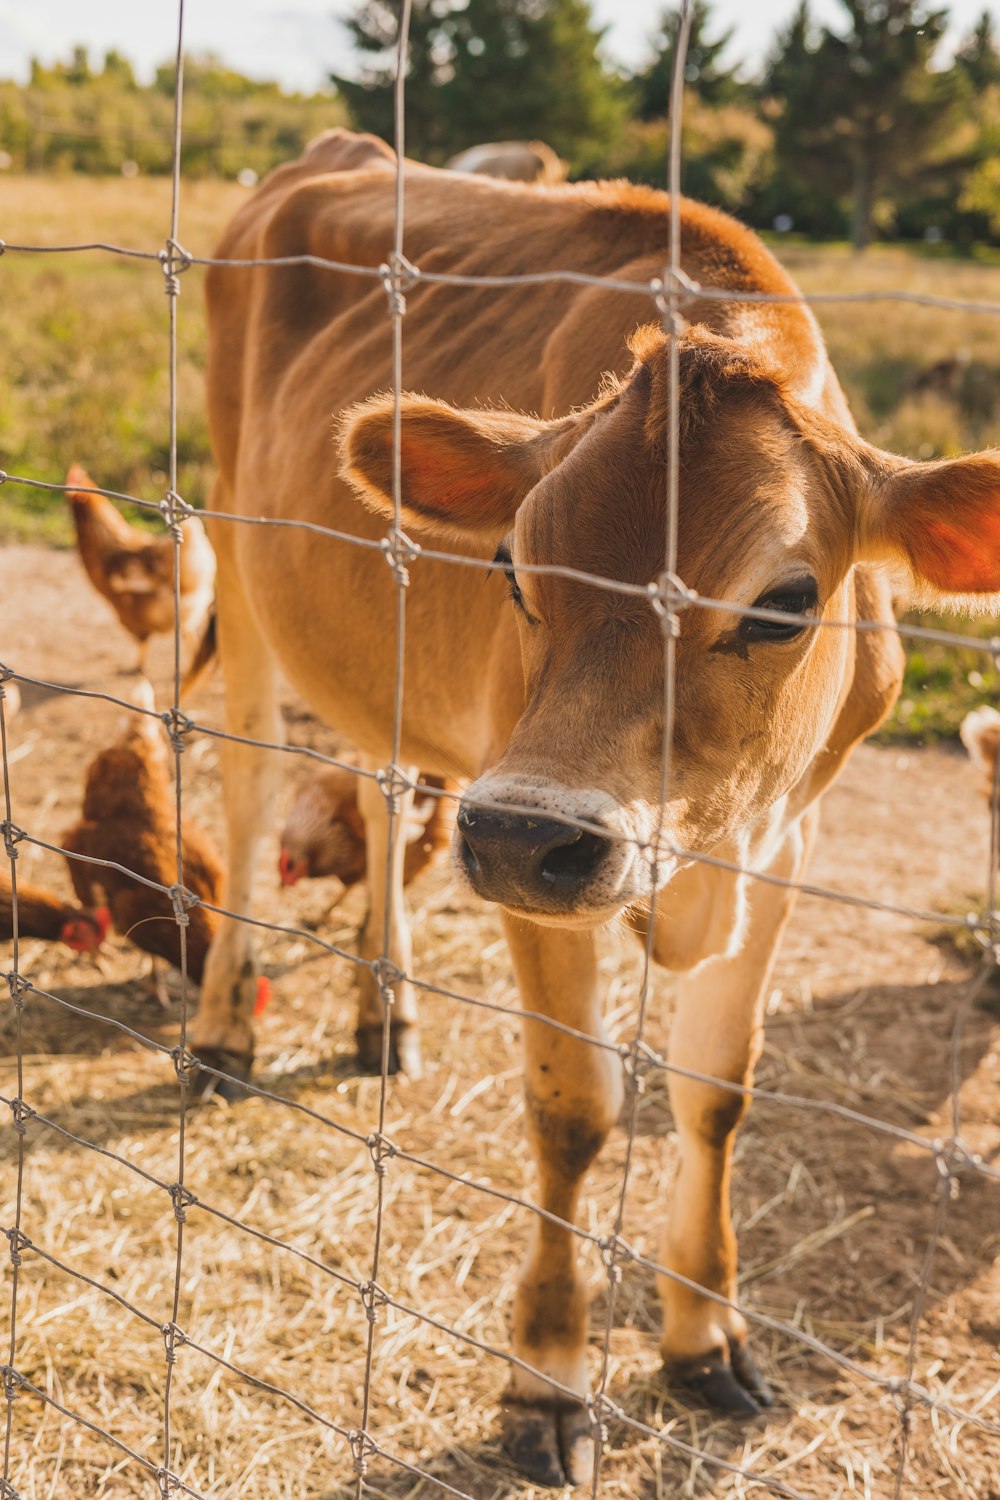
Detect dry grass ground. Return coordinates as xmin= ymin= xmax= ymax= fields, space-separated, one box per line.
xmin=1 ymin=549 xmax=999 ymax=1499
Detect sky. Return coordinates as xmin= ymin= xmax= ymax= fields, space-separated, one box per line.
xmin=0 ymin=0 xmax=995 ymax=94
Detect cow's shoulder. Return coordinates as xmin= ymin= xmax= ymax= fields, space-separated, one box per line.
xmin=211 ymin=129 xmax=395 ymax=266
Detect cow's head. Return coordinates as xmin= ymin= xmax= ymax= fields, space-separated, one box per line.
xmin=342 ymin=325 xmax=1000 ymax=926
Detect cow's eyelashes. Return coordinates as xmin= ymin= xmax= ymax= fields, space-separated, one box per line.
xmin=739 ymin=578 xmax=819 ymax=643
xmin=493 ymin=541 xmax=537 ymax=622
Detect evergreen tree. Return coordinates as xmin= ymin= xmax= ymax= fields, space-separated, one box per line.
xmin=766 ymin=0 xmax=958 ymax=248
xmin=331 ymin=0 xmax=625 ymax=173
xmin=954 ymin=10 xmax=1000 ymax=92
xmin=632 ymin=1 xmax=745 ymax=120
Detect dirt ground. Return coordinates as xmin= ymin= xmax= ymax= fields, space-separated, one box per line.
xmin=1 ymin=542 xmax=998 ymax=1499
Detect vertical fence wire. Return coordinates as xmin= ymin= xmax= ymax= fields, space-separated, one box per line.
xmin=589 ymin=4 xmax=694 ymax=1492
xmin=353 ymin=2 xmax=414 ymax=1491
xmin=160 ymin=3 xmax=192 ymax=1494
xmin=0 ymin=672 xmax=24 ymax=1500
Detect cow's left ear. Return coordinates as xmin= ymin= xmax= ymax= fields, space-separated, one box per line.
xmin=340 ymin=393 xmax=577 ymax=544
xmin=858 ymin=446 xmax=1000 ymax=599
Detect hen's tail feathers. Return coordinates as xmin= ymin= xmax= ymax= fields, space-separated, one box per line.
xmin=181 ymin=606 xmax=218 ymax=701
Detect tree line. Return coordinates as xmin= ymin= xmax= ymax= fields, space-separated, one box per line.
xmin=337 ymin=0 xmax=1000 ymax=249
xmin=5 ymin=2 xmax=1000 ymax=249
xmin=0 ymin=49 xmax=346 ymax=181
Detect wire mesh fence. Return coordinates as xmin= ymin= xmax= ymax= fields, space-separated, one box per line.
xmin=2 ymin=2 xmax=1000 ymax=1496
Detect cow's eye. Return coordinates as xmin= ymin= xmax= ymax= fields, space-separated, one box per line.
xmin=504 ymin=567 xmax=524 ymax=610
xmin=493 ymin=541 xmax=535 ymax=621
xmin=740 ymin=578 xmax=819 ymax=643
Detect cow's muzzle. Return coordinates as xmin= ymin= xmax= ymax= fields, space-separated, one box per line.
xmin=456 ymin=802 xmax=615 ymax=911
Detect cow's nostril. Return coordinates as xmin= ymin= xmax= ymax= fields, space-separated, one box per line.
xmin=540 ymin=831 xmax=605 ymax=885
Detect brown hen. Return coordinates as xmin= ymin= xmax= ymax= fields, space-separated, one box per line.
xmin=61 ymin=684 xmax=224 ymax=983
xmin=0 ymin=872 xmax=108 ymax=951
xmin=279 ymin=764 xmax=455 ymax=890
xmin=65 ymin=464 xmax=216 ymax=675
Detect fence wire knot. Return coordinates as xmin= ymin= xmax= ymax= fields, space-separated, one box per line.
xmin=167 ymin=884 xmax=197 ymax=928
xmin=597 ymin=1232 xmax=634 ymax=1284
xmin=649 ymin=570 xmax=697 ymax=637
xmin=158 ymin=238 xmax=192 ymax=297
xmin=159 ymin=488 xmax=194 ymax=541
xmin=155 ymin=1466 xmax=184 ymax=1496
xmin=170 ymin=1045 xmax=200 ymax=1087
xmin=380 ymin=525 xmax=421 ymax=586
xmin=966 ymin=906 xmax=1000 ymax=962
xmin=7 ymin=1097 xmax=34 ymax=1136
xmin=4 ymin=970 xmax=29 ymax=1006
xmin=652 ymin=266 xmax=702 ymax=334
xmin=168 ymin=1182 xmax=196 ymax=1223
xmin=583 ymin=1390 xmax=611 ymax=1445
xmin=0 ymin=661 xmax=15 ymax=686
xmin=375 ymin=762 xmax=412 ymax=813
xmin=365 ymin=1131 xmax=398 ymax=1176
xmin=358 ymin=1278 xmax=389 ymax=1324
xmin=161 ymin=706 xmax=195 ymax=754
xmin=932 ymin=1137 xmax=975 ymax=1200
xmin=161 ymin=1321 xmax=187 ymax=1365
xmin=4 ymin=1227 xmax=29 ymax=1267
xmin=1 ymin=820 xmax=25 ymax=861
xmin=1 ymin=1365 xmax=24 ymax=1402
xmin=0 ymin=1476 xmax=22 ymax=1499
xmin=348 ymin=1426 xmax=379 ymax=1477
xmin=618 ymin=1040 xmax=654 ymax=1096
xmin=379 ymin=250 xmax=419 ymax=317
xmin=371 ymin=957 xmax=405 ymax=1003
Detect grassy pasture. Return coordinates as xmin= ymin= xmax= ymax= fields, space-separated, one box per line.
xmin=3 ymin=174 xmax=1000 ymax=735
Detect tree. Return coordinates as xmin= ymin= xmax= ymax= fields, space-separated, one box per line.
xmin=632 ymin=1 xmax=746 ymax=120
xmin=765 ymin=1 xmax=959 ymax=248
xmin=331 ymin=0 xmax=625 ymax=173
xmin=954 ymin=10 xmax=1000 ymax=92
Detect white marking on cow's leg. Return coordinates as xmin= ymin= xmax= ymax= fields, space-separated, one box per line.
xmin=499 ymin=913 xmax=624 ymax=1483
xmin=192 ymin=546 xmax=282 ymax=1069
xmin=355 ymin=761 xmax=421 ymax=1077
xmin=658 ymin=813 xmax=815 ymax=1392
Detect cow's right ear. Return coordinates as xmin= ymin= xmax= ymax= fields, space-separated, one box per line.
xmin=339 ymin=394 xmax=571 ymax=544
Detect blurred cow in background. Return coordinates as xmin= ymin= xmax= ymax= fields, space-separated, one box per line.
xmin=445 ymin=139 xmax=565 ymax=183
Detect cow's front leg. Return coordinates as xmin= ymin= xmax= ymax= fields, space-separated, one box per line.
xmin=192 ymin=539 xmax=282 ymax=1096
xmin=355 ymin=761 xmax=421 ymax=1076
xmin=500 ymin=914 xmax=624 ymax=1487
xmin=658 ymin=821 xmax=811 ymax=1415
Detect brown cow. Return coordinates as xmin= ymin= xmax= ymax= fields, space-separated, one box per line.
xmin=194 ymin=129 xmax=1000 ymax=1484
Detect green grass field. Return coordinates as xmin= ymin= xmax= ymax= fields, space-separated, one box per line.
xmin=3 ymin=175 xmax=1000 ymax=737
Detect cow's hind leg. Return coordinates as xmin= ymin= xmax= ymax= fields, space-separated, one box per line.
xmin=659 ymin=818 xmax=813 ymax=1415
xmin=191 ymin=536 xmax=282 ymax=1097
xmin=355 ymin=761 xmax=421 ymax=1076
xmin=500 ymin=915 xmax=624 ymax=1487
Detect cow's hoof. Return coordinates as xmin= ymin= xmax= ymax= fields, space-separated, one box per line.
xmin=192 ymin=1047 xmax=254 ymax=1103
xmin=669 ymin=1338 xmax=774 ymax=1418
xmin=502 ymin=1398 xmax=593 ymax=1488
xmin=355 ymin=1022 xmax=422 ymax=1079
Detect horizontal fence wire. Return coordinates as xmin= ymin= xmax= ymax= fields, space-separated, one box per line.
xmin=2 ymin=1 xmax=999 ymax=1496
